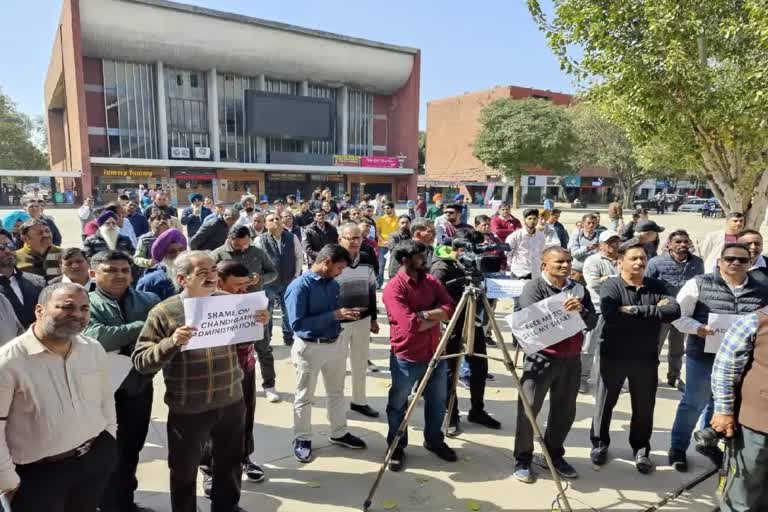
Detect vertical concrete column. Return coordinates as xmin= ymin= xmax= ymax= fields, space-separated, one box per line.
xmin=339 ymin=86 xmax=349 ymax=155
xmin=156 ymin=61 xmax=169 ymax=160
xmin=301 ymin=80 xmax=310 ymax=153
xmin=256 ymin=74 xmax=267 ymax=163
xmin=207 ymin=68 xmax=220 ymax=162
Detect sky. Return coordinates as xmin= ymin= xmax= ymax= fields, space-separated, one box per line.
xmin=0 ymin=0 xmax=574 ymax=129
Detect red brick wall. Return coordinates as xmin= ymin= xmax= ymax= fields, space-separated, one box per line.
xmin=83 ymin=57 xmax=107 ymax=157
xmin=385 ymin=50 xmax=420 ymax=200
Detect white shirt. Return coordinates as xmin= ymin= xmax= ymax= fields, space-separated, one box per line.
xmin=8 ymin=275 xmax=23 ymax=305
xmin=119 ymin=220 xmax=137 ymax=246
xmin=505 ymin=229 xmax=546 ymax=278
xmin=0 ymin=329 xmax=116 ymax=490
xmin=672 ymin=276 xmax=749 ymax=333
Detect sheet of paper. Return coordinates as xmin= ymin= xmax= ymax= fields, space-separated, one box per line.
xmin=182 ymin=291 xmax=268 ymax=351
xmin=504 ymin=293 xmax=587 ymax=355
xmin=705 ymin=313 xmax=743 ymax=353
xmin=107 ymin=352 xmax=133 ymax=393
xmin=485 ymin=278 xmax=526 ymax=299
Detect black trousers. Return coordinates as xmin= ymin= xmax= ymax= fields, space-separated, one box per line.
xmin=101 ymin=385 xmax=154 ymax=510
xmin=167 ymin=400 xmax=245 ymax=512
xmin=201 ymin=366 xmax=256 ymax=468
xmin=513 ymin=353 xmax=580 ymax=463
xmin=12 ymin=430 xmax=117 ymax=512
xmin=590 ymin=358 xmax=658 ymax=455
xmin=446 ymin=324 xmax=488 ymax=421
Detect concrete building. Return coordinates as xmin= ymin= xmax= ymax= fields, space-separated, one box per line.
xmin=424 ymin=85 xmax=619 ymax=205
xmin=44 ymin=0 xmax=420 ymax=206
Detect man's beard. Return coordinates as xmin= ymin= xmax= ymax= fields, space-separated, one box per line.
xmin=40 ymin=316 xmax=86 ymax=340
xmin=163 ymin=257 xmax=177 ymax=282
xmin=99 ymin=225 xmax=120 ymax=250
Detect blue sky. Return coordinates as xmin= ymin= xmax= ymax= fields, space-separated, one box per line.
xmin=0 ymin=0 xmax=574 ymax=128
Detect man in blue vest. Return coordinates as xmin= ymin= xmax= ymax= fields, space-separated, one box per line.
xmin=668 ymin=243 xmax=768 ymax=472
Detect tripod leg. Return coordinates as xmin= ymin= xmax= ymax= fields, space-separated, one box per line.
xmin=481 ymin=294 xmax=574 ymax=512
xmin=363 ymin=292 xmax=470 ymax=511
xmin=443 ymin=297 xmax=477 ymax=432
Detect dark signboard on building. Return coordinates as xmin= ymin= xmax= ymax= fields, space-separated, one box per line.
xmin=245 ymin=90 xmax=334 ymax=140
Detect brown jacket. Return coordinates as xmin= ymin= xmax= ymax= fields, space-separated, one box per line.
xmin=738 ymin=309 xmax=768 ymax=434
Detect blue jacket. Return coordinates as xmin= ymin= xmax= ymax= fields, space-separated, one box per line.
xmin=645 ymin=252 xmax=705 ymax=295
xmin=127 ymin=212 xmax=150 ymax=238
xmin=180 ymin=206 xmax=212 ymax=239
xmin=136 ymin=264 xmax=177 ymax=301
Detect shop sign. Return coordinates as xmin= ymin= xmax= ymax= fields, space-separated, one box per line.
xmin=101 ymin=168 xmax=156 ymax=178
xmin=270 ymin=172 xmax=306 ymax=182
xmin=561 ymin=176 xmax=581 ymax=187
xmin=334 ymin=155 xmax=361 ymax=167
xmin=311 ymin=174 xmax=345 ymax=182
xmin=175 ymin=174 xmax=216 ymax=181
xmin=360 ymin=156 xmax=400 ymax=168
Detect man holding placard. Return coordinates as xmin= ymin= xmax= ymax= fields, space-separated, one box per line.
xmin=512 ymin=246 xmax=597 ymax=483
xmin=590 ymin=241 xmax=680 ymax=475
xmin=667 ymin=243 xmax=767 ymax=472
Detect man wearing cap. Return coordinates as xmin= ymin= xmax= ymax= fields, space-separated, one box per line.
xmin=505 ymin=208 xmax=546 ymax=280
xmin=698 ymin=212 xmax=746 ymax=271
xmin=136 ymin=229 xmax=187 ymax=301
xmin=180 ymin=193 xmax=212 ymax=239
xmin=579 ymin=230 xmax=621 ymax=393
xmin=14 ymin=219 xmax=62 ymax=282
xmin=189 ymin=207 xmax=238 ymax=251
xmin=646 ymin=230 xmax=705 ymax=391
xmin=667 ymin=243 xmax=768 ymax=472
xmin=631 ymin=219 xmax=664 ymax=259
xmin=83 ymin=211 xmax=136 ymax=259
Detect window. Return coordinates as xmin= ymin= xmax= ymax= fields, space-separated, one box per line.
xmin=190 ymin=73 xmax=199 ymax=88
xmin=176 ymin=74 xmax=183 ymax=87
xmin=348 ymin=89 xmax=373 ymax=156
xmin=166 ymin=68 xmax=209 ymax=152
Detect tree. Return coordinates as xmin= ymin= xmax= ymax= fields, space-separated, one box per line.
xmin=0 ymin=88 xmax=48 ymax=170
xmin=529 ymin=0 xmax=768 ymax=228
xmin=473 ymin=98 xmax=576 ymax=208
xmin=569 ymin=103 xmax=652 ymax=208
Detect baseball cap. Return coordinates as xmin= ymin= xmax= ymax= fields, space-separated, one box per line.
xmin=635 ymin=220 xmax=665 ymax=233
xmin=599 ymin=230 xmax=620 ymax=243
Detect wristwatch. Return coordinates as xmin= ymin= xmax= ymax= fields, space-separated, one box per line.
xmin=418 ymin=311 xmax=429 ymax=320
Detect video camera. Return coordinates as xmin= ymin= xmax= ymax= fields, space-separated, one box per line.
xmin=453 ymin=232 xmax=510 ymax=276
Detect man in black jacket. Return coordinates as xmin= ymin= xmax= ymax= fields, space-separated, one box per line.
xmin=142 ymin=189 xmax=177 ymax=219
xmin=513 ymin=246 xmax=597 ymax=483
xmin=188 ymin=208 xmax=238 ymax=251
xmin=0 ymin=229 xmax=44 ymax=329
xmin=302 ymin=209 xmax=339 ymax=264
xmin=590 ymin=240 xmax=681 ymax=474
xmin=430 ymin=232 xmax=500 ymax=436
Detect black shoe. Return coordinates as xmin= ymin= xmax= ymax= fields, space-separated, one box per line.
xmin=243 ymin=459 xmax=266 ymax=482
xmin=668 ymin=449 xmax=688 ymax=472
xmin=350 ymin=403 xmax=380 ymax=418
xmin=329 ymin=433 xmax=367 ymax=449
xmin=389 ymin=446 xmax=406 ymax=472
xmin=513 ymin=461 xmax=535 ymax=483
xmin=423 ymin=441 xmax=457 ymax=462
xmin=119 ymin=505 xmax=156 ymax=512
xmin=202 ymin=472 xmax=212 ymax=498
xmin=446 ymin=417 xmax=462 ymax=438
xmin=293 ymin=439 xmax=312 ymax=463
xmin=485 ymin=373 xmax=495 ymax=381
xmin=635 ymin=452 xmax=654 ymax=474
xmin=590 ymin=446 xmax=608 ymax=466
xmin=553 ymin=458 xmax=579 ymax=479
xmin=467 ymin=409 xmax=501 ymax=429
xmin=485 ymin=336 xmax=497 ymax=347
xmin=284 ymin=339 xmax=294 ymax=347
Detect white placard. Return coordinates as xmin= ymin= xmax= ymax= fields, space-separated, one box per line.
xmin=107 ymin=353 xmax=133 ymax=393
xmin=705 ymin=313 xmax=743 ymax=353
xmin=505 ymin=293 xmax=587 ymax=355
xmin=182 ymin=292 xmax=268 ymax=351
xmin=485 ymin=278 xmax=526 ymax=299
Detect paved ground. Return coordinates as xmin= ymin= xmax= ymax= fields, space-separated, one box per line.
xmin=44 ymin=208 xmax=748 ymax=512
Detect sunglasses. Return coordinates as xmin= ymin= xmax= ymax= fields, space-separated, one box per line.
xmin=722 ymin=256 xmax=750 ymax=264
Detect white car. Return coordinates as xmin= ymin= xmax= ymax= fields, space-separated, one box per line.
xmin=678 ymin=198 xmax=710 ymax=212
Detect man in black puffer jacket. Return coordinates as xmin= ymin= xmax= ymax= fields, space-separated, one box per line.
xmin=302 ymin=209 xmax=338 ymax=264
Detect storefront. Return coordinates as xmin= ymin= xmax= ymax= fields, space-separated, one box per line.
xmin=92 ymin=167 xmax=170 ymax=204
xmin=173 ymin=171 xmax=216 ymax=206
xmin=217 ymin=170 xmax=264 ymax=204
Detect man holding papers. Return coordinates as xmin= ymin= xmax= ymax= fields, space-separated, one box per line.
xmin=667 ymin=243 xmax=768 ymax=472
xmin=513 ymin=246 xmax=597 ymax=483
xmin=133 ymin=251 xmax=248 ymax=512
xmin=590 ymin=240 xmax=680 ymax=475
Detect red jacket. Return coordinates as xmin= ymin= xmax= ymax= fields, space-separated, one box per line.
xmin=491 ymin=214 xmax=522 ymax=241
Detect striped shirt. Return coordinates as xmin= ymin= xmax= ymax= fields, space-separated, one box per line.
xmin=336 ymin=252 xmax=377 ymax=321
xmin=712 ymin=308 xmax=764 ymax=415
xmin=14 ymin=245 xmax=62 ymax=282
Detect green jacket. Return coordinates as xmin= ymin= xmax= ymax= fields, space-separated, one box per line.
xmin=211 ymin=243 xmax=278 ymax=292
xmin=85 ymin=286 xmax=160 ymax=394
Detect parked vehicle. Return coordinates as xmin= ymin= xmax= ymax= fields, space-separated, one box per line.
xmin=678 ymin=198 xmax=710 ymax=213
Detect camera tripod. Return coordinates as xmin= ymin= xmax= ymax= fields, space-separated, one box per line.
xmin=363 ymin=279 xmax=573 ymax=511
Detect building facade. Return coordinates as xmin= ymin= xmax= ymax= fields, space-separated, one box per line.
xmin=45 ymin=0 xmax=420 ymax=206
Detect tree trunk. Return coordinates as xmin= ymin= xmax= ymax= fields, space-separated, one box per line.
xmin=512 ymin=174 xmax=523 ymax=209
xmin=707 ymin=175 xmax=768 ymax=229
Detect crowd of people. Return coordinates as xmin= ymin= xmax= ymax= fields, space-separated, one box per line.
xmin=0 ymin=188 xmax=767 ymax=512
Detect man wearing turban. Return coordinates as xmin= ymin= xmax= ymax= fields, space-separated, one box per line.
xmin=180 ymin=193 xmax=212 ymax=239
xmin=83 ymin=210 xmax=136 ymax=258
xmin=136 ymin=228 xmax=187 ymax=300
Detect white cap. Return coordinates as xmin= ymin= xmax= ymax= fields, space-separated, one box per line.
xmin=599 ymin=230 xmax=620 ymax=243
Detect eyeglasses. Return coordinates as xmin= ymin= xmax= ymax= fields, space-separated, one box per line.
xmin=722 ymin=256 xmax=750 ymax=264
xmin=341 ymin=236 xmax=363 ymax=242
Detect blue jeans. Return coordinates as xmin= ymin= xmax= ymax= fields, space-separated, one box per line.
xmin=376 ymin=247 xmax=389 ymax=287
xmin=670 ymin=355 xmax=715 ymax=451
xmin=265 ymin=284 xmax=293 ymax=344
xmin=386 ymin=353 xmax=447 ymax=449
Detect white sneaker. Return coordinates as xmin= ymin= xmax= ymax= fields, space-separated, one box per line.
xmin=264 ymin=388 xmax=281 ymax=403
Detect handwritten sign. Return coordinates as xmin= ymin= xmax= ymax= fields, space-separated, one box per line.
xmin=705 ymin=313 xmax=743 ymax=353
xmin=182 ymin=292 xmax=268 ymax=351
xmin=485 ymin=278 xmax=526 ymax=299
xmin=505 ymin=294 xmax=587 ymax=355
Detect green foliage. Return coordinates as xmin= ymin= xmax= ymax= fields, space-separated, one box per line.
xmin=529 ymin=0 xmax=768 ymax=227
xmin=0 ymin=88 xmax=48 ymax=170
xmin=473 ymin=98 xmax=576 ymax=176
